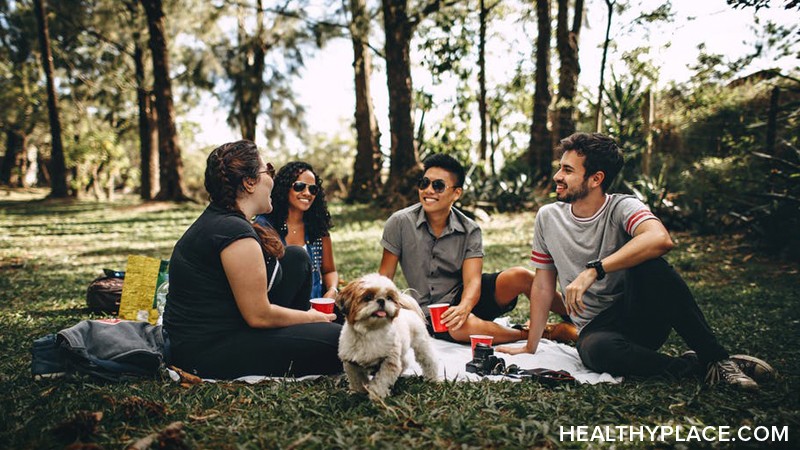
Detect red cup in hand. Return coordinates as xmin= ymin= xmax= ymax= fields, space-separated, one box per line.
xmin=428 ymin=303 xmax=449 ymax=333
xmin=310 ymin=298 xmax=335 ymax=314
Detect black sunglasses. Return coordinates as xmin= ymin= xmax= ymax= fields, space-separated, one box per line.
xmin=258 ymin=162 xmax=275 ymax=178
xmin=417 ymin=177 xmax=456 ymax=193
xmin=292 ymin=181 xmax=319 ymax=195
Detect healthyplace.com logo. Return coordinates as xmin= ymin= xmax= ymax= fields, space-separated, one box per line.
xmin=559 ymin=425 xmax=789 ymax=443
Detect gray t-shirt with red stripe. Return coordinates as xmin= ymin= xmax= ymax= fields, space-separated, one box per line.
xmin=530 ymin=194 xmax=659 ymax=331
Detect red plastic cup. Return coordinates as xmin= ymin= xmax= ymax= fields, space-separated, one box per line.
xmin=310 ymin=298 xmax=335 ymax=314
xmin=470 ymin=334 xmax=494 ymax=356
xmin=428 ymin=303 xmax=449 ymax=333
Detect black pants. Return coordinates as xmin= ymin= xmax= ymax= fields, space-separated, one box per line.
xmin=175 ymin=246 xmax=342 ymax=379
xmin=577 ymin=258 xmax=728 ymax=378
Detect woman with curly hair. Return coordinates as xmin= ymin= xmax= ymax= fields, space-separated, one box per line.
xmin=164 ymin=141 xmax=341 ymax=379
xmin=256 ymin=161 xmax=339 ymax=299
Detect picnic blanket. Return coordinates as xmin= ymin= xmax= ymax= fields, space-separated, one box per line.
xmin=168 ymin=322 xmax=621 ymax=385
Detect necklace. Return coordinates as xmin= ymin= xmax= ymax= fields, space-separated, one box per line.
xmin=283 ymin=222 xmax=301 ymax=235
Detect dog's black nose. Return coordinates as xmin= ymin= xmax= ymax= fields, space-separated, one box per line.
xmin=377 ymin=298 xmax=385 ymax=307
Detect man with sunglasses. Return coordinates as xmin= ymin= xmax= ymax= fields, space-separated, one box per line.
xmin=379 ymin=153 xmax=535 ymax=344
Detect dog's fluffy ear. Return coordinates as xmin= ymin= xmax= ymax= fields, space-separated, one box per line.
xmin=335 ymin=280 xmax=358 ymax=316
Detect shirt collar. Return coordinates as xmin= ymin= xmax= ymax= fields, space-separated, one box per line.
xmin=414 ymin=203 xmax=466 ymax=236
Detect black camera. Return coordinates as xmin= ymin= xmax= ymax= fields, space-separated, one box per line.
xmin=465 ymin=343 xmax=506 ymax=376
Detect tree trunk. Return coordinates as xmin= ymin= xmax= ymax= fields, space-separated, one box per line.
xmin=140 ymin=0 xmax=188 ymax=201
xmin=554 ymin=0 xmax=583 ymax=146
xmin=766 ymin=86 xmax=779 ymax=155
xmin=33 ymin=0 xmax=69 ymax=198
xmin=478 ymin=0 xmax=488 ymax=166
xmin=641 ymin=88 xmax=654 ymax=176
xmin=381 ymin=0 xmax=420 ymax=202
xmin=134 ymin=36 xmax=159 ymax=200
xmin=594 ymin=0 xmax=614 ymax=133
xmin=348 ymin=0 xmax=383 ymax=203
xmin=234 ymin=0 xmax=266 ymax=142
xmin=1 ymin=129 xmax=27 ymax=186
xmin=528 ymin=0 xmax=552 ymax=181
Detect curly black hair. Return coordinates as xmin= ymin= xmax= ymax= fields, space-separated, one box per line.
xmin=263 ymin=161 xmax=333 ymax=241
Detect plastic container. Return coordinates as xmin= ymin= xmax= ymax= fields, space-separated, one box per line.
xmin=155 ymin=278 xmax=169 ymax=325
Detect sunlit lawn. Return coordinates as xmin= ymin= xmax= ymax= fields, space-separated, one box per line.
xmin=1 ymin=188 xmax=798 ymax=448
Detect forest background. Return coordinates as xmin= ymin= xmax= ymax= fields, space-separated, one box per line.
xmin=1 ymin=0 xmax=798 ymax=259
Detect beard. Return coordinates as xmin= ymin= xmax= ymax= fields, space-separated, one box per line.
xmin=556 ymin=179 xmax=590 ymax=203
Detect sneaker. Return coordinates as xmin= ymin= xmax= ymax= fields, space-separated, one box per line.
xmin=705 ymin=359 xmax=758 ymax=390
xmin=682 ymin=351 xmax=775 ymax=383
xmin=730 ymin=354 xmax=775 ymax=383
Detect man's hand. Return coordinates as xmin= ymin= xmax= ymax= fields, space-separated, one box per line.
xmin=563 ymin=269 xmax=596 ymax=315
xmin=441 ymin=303 xmax=471 ymax=331
xmin=496 ymin=344 xmax=534 ymax=355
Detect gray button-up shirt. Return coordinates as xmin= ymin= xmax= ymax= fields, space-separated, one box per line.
xmin=381 ymin=203 xmax=483 ymax=311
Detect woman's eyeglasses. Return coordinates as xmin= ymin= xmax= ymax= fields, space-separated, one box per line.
xmin=258 ymin=162 xmax=275 ymax=178
xmin=417 ymin=177 xmax=456 ymax=193
xmin=292 ymin=181 xmax=319 ymax=196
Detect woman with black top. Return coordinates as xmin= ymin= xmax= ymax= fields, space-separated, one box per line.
xmin=164 ymin=140 xmax=342 ymax=379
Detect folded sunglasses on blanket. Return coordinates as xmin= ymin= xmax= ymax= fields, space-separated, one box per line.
xmin=504 ymin=366 xmax=577 ymax=386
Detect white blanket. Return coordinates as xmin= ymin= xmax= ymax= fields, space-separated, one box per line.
xmin=406 ymin=337 xmax=621 ymax=384
xmin=168 ymin=336 xmax=621 ymax=385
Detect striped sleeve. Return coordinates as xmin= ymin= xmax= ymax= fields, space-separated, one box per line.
xmin=530 ymin=250 xmax=554 ymax=265
xmin=530 ymin=211 xmax=556 ymax=270
xmin=624 ymin=208 xmax=659 ymax=235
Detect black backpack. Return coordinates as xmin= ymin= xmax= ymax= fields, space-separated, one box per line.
xmin=86 ymin=270 xmax=125 ymax=314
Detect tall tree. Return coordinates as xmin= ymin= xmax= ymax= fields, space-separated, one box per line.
xmin=594 ymin=0 xmax=614 ymax=132
xmin=230 ymin=0 xmax=266 ymax=142
xmin=211 ymin=1 xmax=331 ymax=147
xmin=381 ymin=0 xmax=455 ymax=201
xmin=347 ymin=0 xmax=383 ymax=202
xmin=477 ymin=0 xmax=489 ymax=166
xmin=382 ymin=0 xmax=418 ymax=199
xmin=528 ymin=0 xmax=551 ymax=180
xmin=554 ymin=0 xmax=583 ymax=144
xmin=140 ymin=0 xmax=187 ymax=201
xmin=33 ymin=0 xmax=68 ymax=197
xmin=134 ymin=33 xmax=159 ymax=199
xmin=0 ymin=2 xmax=42 ymax=187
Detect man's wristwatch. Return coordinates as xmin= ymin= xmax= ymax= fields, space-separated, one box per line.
xmin=586 ymin=259 xmax=606 ymax=280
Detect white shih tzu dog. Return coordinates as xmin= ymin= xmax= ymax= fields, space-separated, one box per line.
xmin=336 ymin=273 xmax=439 ymax=399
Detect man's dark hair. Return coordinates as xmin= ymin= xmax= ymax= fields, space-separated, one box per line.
xmin=558 ymin=132 xmax=624 ymax=192
xmin=422 ymin=153 xmax=465 ymax=187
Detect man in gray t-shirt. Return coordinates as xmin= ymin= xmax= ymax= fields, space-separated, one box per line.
xmin=379 ymin=154 xmax=558 ymax=344
xmin=498 ymin=132 xmax=773 ymax=390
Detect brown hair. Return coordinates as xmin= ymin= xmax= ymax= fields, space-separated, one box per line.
xmin=205 ymin=140 xmax=285 ymax=258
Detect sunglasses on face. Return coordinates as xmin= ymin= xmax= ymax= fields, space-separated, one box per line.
xmin=292 ymin=181 xmax=319 ymax=195
xmin=258 ymin=162 xmax=275 ymax=178
xmin=417 ymin=177 xmax=456 ymax=193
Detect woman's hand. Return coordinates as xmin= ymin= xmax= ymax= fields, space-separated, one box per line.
xmin=322 ymin=287 xmax=338 ymax=299
xmin=307 ymin=309 xmax=336 ymax=323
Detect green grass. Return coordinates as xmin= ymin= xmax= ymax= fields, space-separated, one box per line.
xmin=1 ymin=188 xmax=798 ymax=449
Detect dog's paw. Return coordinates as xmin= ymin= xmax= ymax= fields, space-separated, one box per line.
xmin=349 ymin=382 xmax=368 ymax=394
xmin=366 ymin=384 xmax=391 ymax=400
